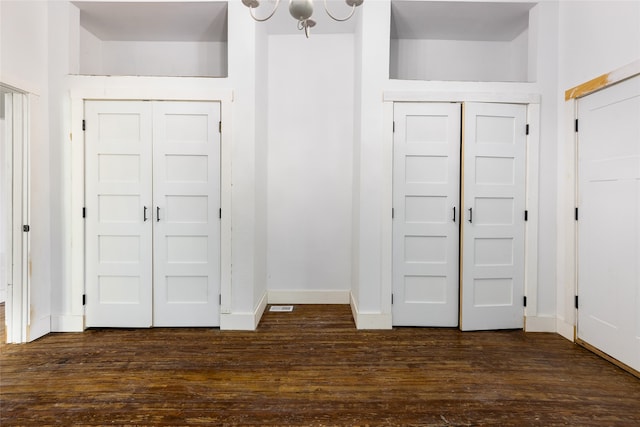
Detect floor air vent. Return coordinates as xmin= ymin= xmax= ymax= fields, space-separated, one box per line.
xmin=269 ymin=305 xmax=294 ymax=312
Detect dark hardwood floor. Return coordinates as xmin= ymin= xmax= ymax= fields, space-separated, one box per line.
xmin=1 ymin=303 xmax=639 ymax=426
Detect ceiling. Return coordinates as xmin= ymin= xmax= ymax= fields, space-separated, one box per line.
xmin=391 ymin=1 xmax=536 ymax=41
xmin=72 ymin=1 xmax=228 ymax=42
xmin=72 ymin=1 xmax=536 ymax=43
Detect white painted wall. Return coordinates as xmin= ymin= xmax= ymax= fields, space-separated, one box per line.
xmin=254 ymin=22 xmax=269 ymax=309
xmin=0 ymin=112 xmax=6 ymax=303
xmin=3 ymin=0 xmax=637 ymax=335
xmin=555 ymin=0 xmax=640 ymax=338
xmin=351 ymin=0 xmax=560 ymax=329
xmin=352 ymin=1 xmax=392 ymax=323
xmin=0 ymin=0 xmax=52 ymax=339
xmin=266 ymin=34 xmax=354 ymax=297
xmin=79 ymin=26 xmax=102 ymax=75
xmin=49 ymin=1 xmax=80 ymax=329
xmin=390 ymin=34 xmax=529 ymax=82
xmin=79 ymin=38 xmax=228 ymax=77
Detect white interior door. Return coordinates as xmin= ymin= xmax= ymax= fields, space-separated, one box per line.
xmin=460 ymin=102 xmax=527 ymax=331
xmin=85 ymin=101 xmax=154 ymax=328
xmin=152 ymin=102 xmax=221 ymax=327
xmin=577 ymin=74 xmax=640 ymax=372
xmin=392 ymin=103 xmax=461 ymax=326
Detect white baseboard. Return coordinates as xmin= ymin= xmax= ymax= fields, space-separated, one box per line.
xmin=220 ymin=291 xmax=268 ymax=331
xmin=27 ymin=315 xmax=51 ymax=341
xmin=267 ymin=290 xmax=350 ymax=304
xmin=350 ymin=293 xmax=392 ymax=330
xmin=556 ymin=318 xmax=575 ymax=342
xmin=51 ymin=314 xmax=84 ymax=332
xmin=525 ymin=315 xmax=556 ymax=332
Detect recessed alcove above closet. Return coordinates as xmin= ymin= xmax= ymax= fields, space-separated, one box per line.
xmin=390 ymin=1 xmax=536 ymax=82
xmin=73 ymin=1 xmax=228 ymax=77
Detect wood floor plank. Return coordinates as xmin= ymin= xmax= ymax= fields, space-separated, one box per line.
xmin=1 ymin=304 xmax=639 ymax=426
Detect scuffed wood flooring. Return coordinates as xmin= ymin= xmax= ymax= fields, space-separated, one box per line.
xmin=1 ymin=304 xmax=639 ymax=426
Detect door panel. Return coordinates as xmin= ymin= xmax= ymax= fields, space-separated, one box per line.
xmin=85 ymin=101 xmax=153 ymax=328
xmin=392 ymin=103 xmax=461 ymax=327
xmin=461 ymin=102 xmax=526 ymax=331
xmin=152 ymin=102 xmax=221 ymax=327
xmin=577 ymin=74 xmax=640 ymax=371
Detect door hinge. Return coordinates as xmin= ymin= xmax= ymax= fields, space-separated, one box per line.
xmin=575 ymin=207 xmax=579 ymax=221
xmin=219 ymin=294 xmax=222 ymax=305
xmin=218 ymin=121 xmax=222 ymax=133
xmin=525 ymin=124 xmax=530 ymax=135
xmin=391 ymin=293 xmax=394 ymax=304
xmin=524 ymin=210 xmax=528 ymax=221
xmin=219 ymin=208 xmax=222 ymax=219
xmin=82 ymin=294 xmax=86 ymax=306
xmin=392 ymin=121 xmax=395 ymax=133
xmin=82 ymin=120 xmax=86 ymax=131
xmin=22 ymin=225 xmax=30 ymax=232
xmin=392 ymin=208 xmax=395 ymax=219
xmin=523 ymin=296 xmax=527 ymax=307
xmin=574 ymin=119 xmax=579 ymax=133
xmin=82 ymin=207 xmax=86 ymax=218
xmin=574 ymin=295 xmax=579 ymax=309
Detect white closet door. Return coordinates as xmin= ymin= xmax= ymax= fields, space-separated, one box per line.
xmin=461 ymin=102 xmax=526 ymax=331
xmin=392 ymin=103 xmax=461 ymax=326
xmin=577 ymin=74 xmax=640 ymax=372
xmin=152 ymin=102 xmax=221 ymax=327
xmin=85 ymin=101 xmax=153 ymax=328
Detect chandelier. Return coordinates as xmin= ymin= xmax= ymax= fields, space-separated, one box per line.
xmin=241 ymin=0 xmax=364 ymax=38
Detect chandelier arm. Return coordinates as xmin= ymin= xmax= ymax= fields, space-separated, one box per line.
xmin=248 ymin=0 xmax=281 ymax=22
xmin=323 ymin=0 xmax=356 ymax=22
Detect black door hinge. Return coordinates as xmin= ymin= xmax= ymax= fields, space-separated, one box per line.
xmin=574 ymin=295 xmax=579 ymax=309
xmin=392 ymin=121 xmax=395 ymax=133
xmin=82 ymin=207 xmax=86 ymax=218
xmin=392 ymin=208 xmax=395 ymax=219
xmin=82 ymin=294 xmax=86 ymax=306
xmin=219 ymin=208 xmax=222 ymax=219
xmin=82 ymin=120 xmax=86 ymax=131
xmin=523 ymin=296 xmax=527 ymax=307
xmin=526 ymin=124 xmax=530 ymax=135
xmin=575 ymin=207 xmax=579 ymax=221
xmin=22 ymin=225 xmax=30 ymax=232
xmin=524 ymin=210 xmax=528 ymax=221
xmin=391 ymin=294 xmax=394 ymax=304
xmin=574 ymin=119 xmax=579 ymax=133
xmin=219 ymin=294 xmax=222 ymax=305
xmin=218 ymin=121 xmax=222 ymax=133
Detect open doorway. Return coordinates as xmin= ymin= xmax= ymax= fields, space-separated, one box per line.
xmin=1 ymin=83 xmax=29 ymax=343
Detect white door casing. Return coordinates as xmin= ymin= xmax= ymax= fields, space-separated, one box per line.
xmin=460 ymin=102 xmax=527 ymax=331
xmin=152 ymin=102 xmax=221 ymax=327
xmin=85 ymin=101 xmax=154 ymax=328
xmin=577 ymin=74 xmax=640 ymax=372
xmin=392 ymin=103 xmax=461 ymax=326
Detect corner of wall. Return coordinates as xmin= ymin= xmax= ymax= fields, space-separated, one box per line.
xmin=220 ymin=289 xmax=267 ymax=331
xmin=350 ymin=292 xmax=392 ymax=330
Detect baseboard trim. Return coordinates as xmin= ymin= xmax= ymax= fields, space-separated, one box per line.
xmin=267 ymin=290 xmax=350 ymax=304
xmin=349 ymin=293 xmax=392 ymax=330
xmin=525 ymin=315 xmax=556 ymax=332
xmin=219 ymin=291 xmax=268 ymax=331
xmin=51 ymin=314 xmax=84 ymax=332
xmin=556 ymin=318 xmax=575 ymax=342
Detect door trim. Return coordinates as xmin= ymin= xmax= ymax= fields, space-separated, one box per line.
xmin=383 ymin=92 xmax=540 ymax=330
xmin=558 ymin=60 xmax=640 ymax=343
xmin=67 ymin=78 xmax=232 ymax=331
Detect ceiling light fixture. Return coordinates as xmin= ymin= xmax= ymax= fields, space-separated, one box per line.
xmin=241 ymin=0 xmax=364 ymax=38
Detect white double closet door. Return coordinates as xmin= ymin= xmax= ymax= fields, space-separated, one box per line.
xmin=85 ymin=101 xmax=221 ymax=328
xmin=393 ymin=102 xmax=527 ymax=330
